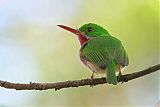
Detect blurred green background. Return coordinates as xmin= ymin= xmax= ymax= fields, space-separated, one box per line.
xmin=0 ymin=0 xmax=159 ymax=107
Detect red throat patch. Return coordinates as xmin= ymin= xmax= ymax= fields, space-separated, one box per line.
xmin=78 ymin=34 xmax=88 ymax=46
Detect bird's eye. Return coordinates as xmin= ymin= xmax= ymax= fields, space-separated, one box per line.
xmin=87 ymin=27 xmax=93 ymax=32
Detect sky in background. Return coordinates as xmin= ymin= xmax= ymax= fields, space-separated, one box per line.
xmin=0 ymin=0 xmax=159 ymax=107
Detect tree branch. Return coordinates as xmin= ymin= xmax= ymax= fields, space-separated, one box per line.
xmin=0 ymin=64 xmax=160 ymax=91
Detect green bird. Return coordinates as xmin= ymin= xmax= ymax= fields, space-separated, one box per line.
xmin=58 ymin=23 xmax=129 ymax=85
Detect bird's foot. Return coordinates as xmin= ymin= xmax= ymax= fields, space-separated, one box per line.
xmin=117 ymin=65 xmax=124 ymax=84
xmin=90 ymin=72 xmax=94 ymax=87
xmin=118 ymin=71 xmax=124 ymax=84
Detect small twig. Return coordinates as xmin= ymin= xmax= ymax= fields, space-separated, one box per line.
xmin=0 ymin=64 xmax=160 ymax=91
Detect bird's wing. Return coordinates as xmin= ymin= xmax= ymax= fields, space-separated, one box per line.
xmin=114 ymin=41 xmax=129 ymax=67
xmin=81 ymin=37 xmax=111 ymax=69
xmin=81 ymin=36 xmax=129 ymax=69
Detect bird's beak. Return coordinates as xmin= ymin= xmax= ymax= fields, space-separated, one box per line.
xmin=57 ymin=25 xmax=81 ymax=36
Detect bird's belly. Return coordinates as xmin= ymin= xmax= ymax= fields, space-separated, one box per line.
xmin=82 ymin=60 xmax=124 ymax=75
xmin=86 ymin=61 xmax=105 ymax=74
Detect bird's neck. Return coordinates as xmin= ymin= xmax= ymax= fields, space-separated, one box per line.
xmin=78 ymin=35 xmax=88 ymax=46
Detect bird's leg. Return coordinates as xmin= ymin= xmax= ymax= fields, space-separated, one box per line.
xmin=117 ymin=64 xmax=123 ymax=83
xmin=90 ymin=72 xmax=95 ymax=87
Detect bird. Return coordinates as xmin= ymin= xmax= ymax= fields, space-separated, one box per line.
xmin=57 ymin=23 xmax=129 ymax=85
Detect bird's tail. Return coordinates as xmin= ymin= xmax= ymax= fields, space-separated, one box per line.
xmin=106 ymin=59 xmax=118 ymax=85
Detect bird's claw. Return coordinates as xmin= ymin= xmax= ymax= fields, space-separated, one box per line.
xmin=118 ymin=71 xmax=124 ymax=84
xmin=90 ymin=72 xmax=94 ymax=87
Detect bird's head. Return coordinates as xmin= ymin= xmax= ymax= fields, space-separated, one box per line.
xmin=79 ymin=23 xmax=110 ymax=37
xmin=57 ymin=23 xmax=110 ymax=45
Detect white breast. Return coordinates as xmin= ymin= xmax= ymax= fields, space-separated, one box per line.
xmin=86 ymin=61 xmax=105 ymax=74
xmin=86 ymin=61 xmax=125 ymax=75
